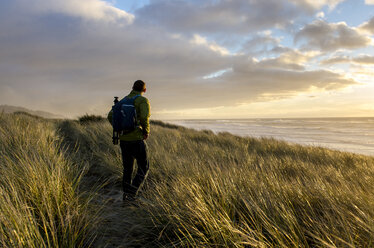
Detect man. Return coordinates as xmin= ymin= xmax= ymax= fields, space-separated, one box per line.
xmin=108 ymin=80 xmax=151 ymax=202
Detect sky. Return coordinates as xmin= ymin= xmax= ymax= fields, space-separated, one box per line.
xmin=0 ymin=0 xmax=373 ymax=119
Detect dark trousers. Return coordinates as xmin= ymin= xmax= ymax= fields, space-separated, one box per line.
xmin=120 ymin=140 xmax=149 ymax=197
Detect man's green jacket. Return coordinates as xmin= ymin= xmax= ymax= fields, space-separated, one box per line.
xmin=107 ymin=90 xmax=151 ymax=141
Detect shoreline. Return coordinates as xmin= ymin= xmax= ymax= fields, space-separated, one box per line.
xmin=165 ymin=118 xmax=374 ymax=157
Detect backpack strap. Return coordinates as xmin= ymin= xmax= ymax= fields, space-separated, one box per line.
xmin=120 ymin=94 xmax=141 ymax=104
xmin=129 ymin=94 xmax=141 ymax=104
xmin=132 ymin=95 xmax=141 ymax=128
xmin=132 ymin=94 xmax=141 ymax=100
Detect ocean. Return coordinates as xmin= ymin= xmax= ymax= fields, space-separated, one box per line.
xmin=166 ymin=118 xmax=374 ymax=156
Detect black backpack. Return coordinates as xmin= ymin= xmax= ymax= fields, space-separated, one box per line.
xmin=112 ymin=95 xmax=141 ymax=133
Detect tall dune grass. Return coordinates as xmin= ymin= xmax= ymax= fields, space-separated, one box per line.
xmin=3 ymin=113 xmax=373 ymax=247
xmin=0 ymin=113 xmax=94 ymax=247
xmin=57 ymin=120 xmax=122 ymax=185
xmin=142 ymin=125 xmax=374 ymax=247
xmin=58 ymin=118 xmax=374 ymax=247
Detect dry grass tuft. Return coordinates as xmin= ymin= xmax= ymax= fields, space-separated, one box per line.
xmin=0 ymin=113 xmax=95 ymax=247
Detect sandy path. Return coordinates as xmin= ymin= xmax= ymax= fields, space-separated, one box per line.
xmin=89 ymin=181 xmax=148 ymax=248
xmin=56 ymin=121 xmax=156 ymax=247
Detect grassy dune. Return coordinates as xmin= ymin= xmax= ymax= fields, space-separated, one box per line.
xmin=0 ymin=113 xmax=95 ymax=247
xmin=1 ymin=113 xmax=374 ymax=247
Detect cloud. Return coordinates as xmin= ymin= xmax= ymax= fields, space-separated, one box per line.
xmin=353 ymin=55 xmax=374 ymax=64
xmin=321 ymin=56 xmax=351 ymax=64
xmin=295 ymin=20 xmax=371 ymax=51
xmin=10 ymin=0 xmax=134 ymax=24
xmin=190 ymin=34 xmax=230 ymax=56
xmin=205 ymin=58 xmax=358 ymax=106
xmin=0 ymin=2 xmax=229 ymax=115
xmin=359 ymin=17 xmax=374 ymax=34
xmin=315 ymin=11 xmax=325 ymax=19
xmin=240 ymin=32 xmax=281 ymax=55
xmin=321 ymin=55 xmax=374 ymax=65
xmin=365 ymin=0 xmax=374 ymax=5
xmin=135 ymin=0 xmax=346 ymax=36
xmin=254 ymin=58 xmax=305 ymax=71
xmin=290 ymin=0 xmax=344 ymax=11
xmin=0 ymin=0 xmax=362 ymax=117
xmin=135 ymin=0 xmax=303 ymax=34
xmin=252 ymin=49 xmax=318 ymax=71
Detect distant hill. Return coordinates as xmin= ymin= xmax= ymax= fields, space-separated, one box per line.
xmin=0 ymin=105 xmax=65 ymax=119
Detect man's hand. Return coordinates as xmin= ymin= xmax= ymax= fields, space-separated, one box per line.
xmin=143 ymin=133 xmax=149 ymax=140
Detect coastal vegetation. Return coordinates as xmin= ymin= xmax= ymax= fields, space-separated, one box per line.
xmin=0 ymin=113 xmax=95 ymax=247
xmin=1 ymin=112 xmax=373 ymax=247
